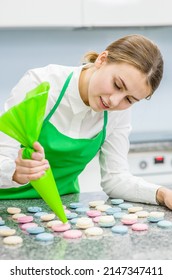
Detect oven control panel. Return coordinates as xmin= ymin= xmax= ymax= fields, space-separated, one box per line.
xmin=128 ymin=150 xmax=172 ymax=186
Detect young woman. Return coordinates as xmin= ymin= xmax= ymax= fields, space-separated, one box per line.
xmin=0 ymin=34 xmax=172 ymax=209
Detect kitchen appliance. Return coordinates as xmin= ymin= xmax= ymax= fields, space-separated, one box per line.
xmin=128 ymin=131 xmax=172 ymax=187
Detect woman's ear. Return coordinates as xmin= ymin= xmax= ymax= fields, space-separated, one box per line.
xmin=95 ymin=51 xmax=108 ymax=68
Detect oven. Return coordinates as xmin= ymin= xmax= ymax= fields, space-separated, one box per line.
xmin=128 ymin=131 xmax=172 ymax=187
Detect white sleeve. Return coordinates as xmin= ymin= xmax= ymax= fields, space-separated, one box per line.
xmin=0 ymin=71 xmax=39 ymax=188
xmin=99 ymin=109 xmax=159 ymax=205
xmin=4 ymin=71 xmax=39 ymax=111
xmin=0 ymin=131 xmax=21 ymax=188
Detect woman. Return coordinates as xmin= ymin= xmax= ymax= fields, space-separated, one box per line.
xmin=0 ymin=34 xmax=172 ymax=208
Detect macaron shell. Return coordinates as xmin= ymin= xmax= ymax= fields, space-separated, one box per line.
xmin=46 ymin=220 xmax=63 ymax=228
xmin=69 ymin=202 xmax=84 ymax=209
xmin=92 ymin=216 xmax=101 ymax=223
xmin=131 ymin=223 xmax=148 ymax=231
xmin=135 ymin=211 xmax=149 ymax=218
xmin=111 ymin=225 xmax=128 ymax=234
xmin=12 ymin=213 xmax=26 ymax=220
xmin=95 ymin=204 xmax=111 ymax=212
xmin=85 ymin=227 xmax=103 ymax=236
xmin=88 ymin=200 xmax=105 ymax=207
xmin=118 ymin=203 xmax=133 ymax=210
xmin=3 ymin=235 xmax=23 ymax=245
xmin=66 ymin=212 xmax=78 ymax=220
xmin=0 ymin=228 xmax=16 ymax=236
xmin=40 ymin=213 xmax=55 ymax=221
xmin=105 ymin=207 xmax=121 ymax=215
xmin=128 ymin=206 xmax=143 ymax=213
xmin=63 ymin=229 xmax=82 ymax=239
xmin=20 ymin=222 xmax=38 ymax=230
xmin=147 ymin=216 xmax=164 ymax=223
xmin=26 ymin=226 xmax=45 ymax=234
xmin=52 ymin=223 xmax=71 ymax=232
xmin=110 ymin=198 xmax=124 ymax=205
xmin=0 ymin=220 xmax=5 ymax=226
xmin=121 ymin=219 xmax=137 ymax=225
xmin=27 ymin=206 xmax=42 ymax=213
xmin=17 ymin=216 xmax=34 ymax=223
xmin=122 ymin=214 xmax=138 ymax=221
xmin=86 ymin=210 xmax=101 ymax=218
xmin=35 ymin=233 xmax=54 ymax=242
xmin=7 ymin=207 xmax=21 ymax=214
xmin=148 ymin=211 xmax=164 ymax=218
xmin=157 ymin=220 xmax=172 ymax=228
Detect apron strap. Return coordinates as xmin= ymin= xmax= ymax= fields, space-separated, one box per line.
xmin=103 ymin=110 xmax=108 ymax=129
xmin=101 ymin=110 xmax=108 ymax=145
xmin=44 ymin=72 xmax=74 ymax=124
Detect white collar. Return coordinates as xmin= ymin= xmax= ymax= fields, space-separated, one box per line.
xmin=67 ymin=65 xmax=97 ymax=117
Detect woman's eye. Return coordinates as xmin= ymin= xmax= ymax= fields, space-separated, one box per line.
xmin=114 ymin=83 xmax=121 ymax=90
xmin=126 ymin=97 xmax=132 ymax=104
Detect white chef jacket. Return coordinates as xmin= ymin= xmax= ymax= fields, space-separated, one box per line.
xmin=0 ymin=64 xmax=159 ymax=204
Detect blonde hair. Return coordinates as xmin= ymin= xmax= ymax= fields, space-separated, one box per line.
xmin=83 ymin=34 xmax=163 ymax=96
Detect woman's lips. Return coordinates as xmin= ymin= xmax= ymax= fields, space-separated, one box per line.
xmin=100 ymin=97 xmax=109 ymax=109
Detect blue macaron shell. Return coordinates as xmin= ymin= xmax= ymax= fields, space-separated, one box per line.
xmin=69 ymin=218 xmax=78 ymax=225
xmin=98 ymin=221 xmax=115 ymax=228
xmin=26 ymin=226 xmax=45 ymax=234
xmin=118 ymin=203 xmax=133 ymax=210
xmin=157 ymin=220 xmax=172 ymax=228
xmin=111 ymin=199 xmax=124 ymax=205
xmin=75 ymin=207 xmax=90 ymax=215
xmin=66 ymin=212 xmax=78 ymax=220
xmin=69 ymin=202 xmax=84 ymax=209
xmin=111 ymin=225 xmax=128 ymax=234
xmin=0 ymin=220 xmax=5 ymax=226
xmin=105 ymin=207 xmax=121 ymax=215
xmin=34 ymin=211 xmax=48 ymax=217
xmin=147 ymin=216 xmax=164 ymax=223
xmin=27 ymin=206 xmax=42 ymax=213
xmin=35 ymin=233 xmax=54 ymax=242
xmin=113 ymin=212 xmax=126 ymax=219
xmin=0 ymin=225 xmax=10 ymax=230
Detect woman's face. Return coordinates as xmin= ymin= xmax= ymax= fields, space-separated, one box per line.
xmin=86 ymin=52 xmax=151 ymax=112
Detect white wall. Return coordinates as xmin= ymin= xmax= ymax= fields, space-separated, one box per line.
xmin=0 ymin=27 xmax=172 ymax=133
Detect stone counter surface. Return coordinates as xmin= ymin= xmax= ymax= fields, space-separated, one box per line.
xmin=0 ymin=192 xmax=172 ymax=260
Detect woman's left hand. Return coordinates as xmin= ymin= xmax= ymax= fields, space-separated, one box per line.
xmin=156 ymin=187 xmax=172 ymax=210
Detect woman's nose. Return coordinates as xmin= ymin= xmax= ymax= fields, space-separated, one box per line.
xmin=109 ymin=94 xmax=124 ymax=108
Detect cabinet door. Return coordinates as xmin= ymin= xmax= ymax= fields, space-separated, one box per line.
xmin=83 ymin=0 xmax=172 ymax=26
xmin=0 ymin=0 xmax=82 ymax=27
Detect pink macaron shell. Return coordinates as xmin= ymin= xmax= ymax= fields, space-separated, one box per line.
xmin=52 ymin=223 xmax=71 ymax=232
xmin=86 ymin=210 xmax=101 ymax=218
xmin=17 ymin=216 xmax=34 ymax=223
xmin=63 ymin=229 xmax=82 ymax=239
xmin=65 ymin=209 xmax=71 ymax=214
xmin=92 ymin=216 xmax=101 ymax=223
xmin=121 ymin=219 xmax=137 ymax=225
xmin=20 ymin=222 xmax=38 ymax=230
xmin=131 ymin=223 xmax=148 ymax=231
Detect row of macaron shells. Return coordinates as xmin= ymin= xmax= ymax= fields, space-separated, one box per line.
xmin=0 ymin=199 xmax=172 ymax=243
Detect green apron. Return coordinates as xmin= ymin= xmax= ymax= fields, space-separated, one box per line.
xmin=0 ymin=72 xmax=108 ymax=199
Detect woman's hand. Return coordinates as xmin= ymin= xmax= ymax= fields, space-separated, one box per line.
xmin=156 ymin=187 xmax=172 ymax=210
xmin=12 ymin=141 xmax=50 ymax=184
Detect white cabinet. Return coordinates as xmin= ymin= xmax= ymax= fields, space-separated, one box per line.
xmin=82 ymin=0 xmax=172 ymax=27
xmin=0 ymin=0 xmax=82 ymax=27
xmin=1 ymin=0 xmax=172 ymax=28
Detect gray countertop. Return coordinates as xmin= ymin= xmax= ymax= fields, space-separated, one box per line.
xmin=0 ymin=191 xmax=172 ymax=260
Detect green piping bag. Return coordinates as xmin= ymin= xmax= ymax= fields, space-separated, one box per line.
xmin=0 ymin=82 xmax=67 ymax=223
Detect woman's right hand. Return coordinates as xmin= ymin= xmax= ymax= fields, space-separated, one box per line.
xmin=12 ymin=141 xmax=50 ymax=184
